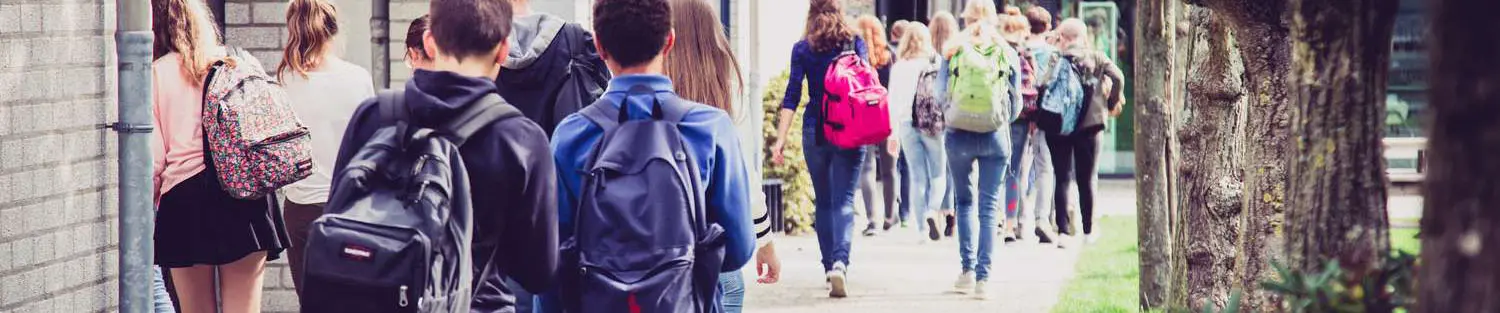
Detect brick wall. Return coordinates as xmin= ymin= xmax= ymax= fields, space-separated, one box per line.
xmin=0 ymin=0 xmax=121 ymax=312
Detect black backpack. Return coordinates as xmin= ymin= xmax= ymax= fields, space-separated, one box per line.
xmin=301 ymin=90 xmax=521 ymax=313
xmin=558 ymin=87 xmax=726 ymax=313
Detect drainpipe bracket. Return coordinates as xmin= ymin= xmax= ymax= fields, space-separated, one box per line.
xmin=102 ymin=122 xmax=155 ymax=133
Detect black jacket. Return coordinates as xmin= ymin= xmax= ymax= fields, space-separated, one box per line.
xmin=332 ymin=70 xmax=559 ymax=313
xmin=496 ymin=14 xmax=610 ymax=138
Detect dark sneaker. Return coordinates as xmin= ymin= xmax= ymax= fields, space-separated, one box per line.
xmin=925 ymin=217 xmax=941 ymax=241
xmin=862 ymin=226 xmax=878 ymax=237
xmin=1003 ymin=235 xmax=1018 ymax=244
xmin=1036 ymin=228 xmax=1055 ymax=244
xmin=944 ymin=215 xmax=956 ymax=237
xmin=883 ymin=221 xmax=895 ymax=231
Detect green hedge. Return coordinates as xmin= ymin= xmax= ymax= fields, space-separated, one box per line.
xmin=761 ymin=71 xmax=816 ymax=235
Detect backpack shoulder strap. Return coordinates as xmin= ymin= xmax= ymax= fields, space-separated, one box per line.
xmin=441 ymin=93 xmax=524 ymax=146
xmin=377 ymin=89 xmax=408 ymax=126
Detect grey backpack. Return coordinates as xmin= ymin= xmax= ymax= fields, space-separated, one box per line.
xmin=302 ymin=90 xmax=521 ymax=313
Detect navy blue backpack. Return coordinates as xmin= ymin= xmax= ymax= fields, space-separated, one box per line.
xmin=558 ymin=86 xmax=727 ymax=313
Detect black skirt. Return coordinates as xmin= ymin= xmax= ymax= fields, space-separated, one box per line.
xmin=155 ymin=170 xmax=291 ymax=268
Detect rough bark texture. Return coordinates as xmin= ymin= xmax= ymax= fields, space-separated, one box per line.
xmin=1172 ymin=6 xmax=1247 ymax=311
xmin=1417 ymin=0 xmax=1500 ymax=311
xmin=1285 ymin=0 xmax=1396 ymax=280
xmin=1195 ymin=1 xmax=1292 ymax=309
xmin=1133 ymin=0 xmax=1175 ymax=309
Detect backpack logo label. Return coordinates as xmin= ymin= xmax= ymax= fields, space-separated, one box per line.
xmin=341 ymin=244 xmax=375 ymax=262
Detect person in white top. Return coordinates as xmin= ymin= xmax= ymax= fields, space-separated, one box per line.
xmin=274 ymin=0 xmax=376 ymax=297
xmin=888 ymin=23 xmax=950 ymax=244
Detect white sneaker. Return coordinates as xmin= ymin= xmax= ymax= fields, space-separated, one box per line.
xmin=1085 ymin=233 xmax=1100 ymax=245
xmin=974 ymin=281 xmax=990 ymax=300
xmin=828 ymin=262 xmax=848 ymax=298
xmin=953 ymin=271 xmax=976 ymax=294
xmin=1056 ymin=234 xmax=1073 ymax=249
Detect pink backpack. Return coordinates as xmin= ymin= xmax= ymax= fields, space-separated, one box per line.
xmin=202 ymin=49 xmax=314 ymax=199
xmin=821 ymin=50 xmax=891 ymax=149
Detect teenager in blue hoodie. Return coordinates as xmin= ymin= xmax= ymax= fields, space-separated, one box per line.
xmin=539 ymin=0 xmax=755 ymax=311
xmin=329 ymin=1 xmax=558 ymax=311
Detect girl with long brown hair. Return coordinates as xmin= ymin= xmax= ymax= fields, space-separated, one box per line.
xmin=769 ymin=0 xmax=866 ymax=298
xmin=151 ymin=0 xmax=290 ymax=312
xmin=662 ymin=0 xmax=780 ymax=311
xmin=851 ymin=15 xmax=902 ymax=237
xmin=274 ymin=0 xmax=375 ymax=297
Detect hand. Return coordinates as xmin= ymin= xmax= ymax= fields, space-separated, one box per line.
xmin=755 ymin=242 xmax=781 ymax=284
xmin=886 ymin=138 xmax=901 ymax=156
xmin=1109 ymin=104 xmax=1124 ymax=117
xmin=770 ymin=139 xmax=787 ymax=165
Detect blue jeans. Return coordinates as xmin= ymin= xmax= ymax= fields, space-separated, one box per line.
xmin=803 ymin=124 xmax=866 ymax=271
xmin=899 ymin=125 xmax=947 ymax=234
xmin=946 ymin=128 xmax=1010 ymax=282
xmin=719 ymin=272 xmax=745 ymax=313
xmin=153 ymin=266 xmax=175 ymax=313
xmin=1005 ymin=122 xmax=1032 ymax=220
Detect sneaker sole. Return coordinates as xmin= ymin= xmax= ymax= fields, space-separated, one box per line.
xmin=829 ymin=273 xmax=848 ymax=298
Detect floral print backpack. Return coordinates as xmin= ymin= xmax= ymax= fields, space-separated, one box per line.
xmin=201 ymin=48 xmax=313 ymax=199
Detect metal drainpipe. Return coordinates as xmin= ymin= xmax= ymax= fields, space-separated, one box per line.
xmin=372 ymin=0 xmax=391 ymax=89
xmin=113 ymin=0 xmax=155 ymax=312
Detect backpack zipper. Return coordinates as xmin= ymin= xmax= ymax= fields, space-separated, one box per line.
xmin=399 ymin=285 xmax=409 ymax=307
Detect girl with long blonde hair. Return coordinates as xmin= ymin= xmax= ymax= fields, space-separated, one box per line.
xmin=151 ymin=0 xmax=291 ymax=312
xmin=275 ymin=0 xmax=375 ymax=297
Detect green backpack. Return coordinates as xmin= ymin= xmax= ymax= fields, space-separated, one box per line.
xmin=947 ymin=42 xmax=1014 ymax=133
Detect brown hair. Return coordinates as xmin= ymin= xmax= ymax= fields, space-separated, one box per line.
xmin=803 ymin=0 xmax=855 ymax=53
xmin=429 ymin=0 xmax=513 ymax=60
xmin=929 ymin=12 xmax=959 ymax=53
xmin=1025 ymin=7 xmax=1052 ymax=35
xmin=664 ymin=0 xmax=743 ymax=117
xmin=152 ymin=0 xmax=221 ymax=85
xmin=278 ymin=0 xmax=340 ymax=81
xmin=406 ymin=15 xmax=431 ymax=61
xmin=856 ymin=15 xmax=893 ymax=68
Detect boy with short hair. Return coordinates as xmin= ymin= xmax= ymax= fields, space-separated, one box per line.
xmin=329 ymin=0 xmax=558 ymax=312
xmin=539 ymin=0 xmax=754 ymax=310
xmin=497 ymin=0 xmax=612 ymax=138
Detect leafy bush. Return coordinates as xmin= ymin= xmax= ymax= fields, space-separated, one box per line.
xmin=1256 ymin=252 xmax=1419 ymax=313
xmin=762 ymin=71 xmax=816 ymax=235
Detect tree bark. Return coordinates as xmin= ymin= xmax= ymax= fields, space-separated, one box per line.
xmin=1284 ymin=0 xmax=1396 ymax=281
xmin=1417 ymin=0 xmax=1500 ymax=311
xmin=1133 ymin=0 xmax=1175 ymax=310
xmin=1172 ymin=6 xmax=1247 ymax=311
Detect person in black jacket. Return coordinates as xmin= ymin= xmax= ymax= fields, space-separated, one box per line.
xmin=330 ymin=0 xmax=558 ymax=312
xmin=496 ymin=0 xmax=611 ymax=138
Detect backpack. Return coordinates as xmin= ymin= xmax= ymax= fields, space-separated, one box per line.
xmin=558 ymin=87 xmax=726 ymax=313
xmin=301 ymin=91 xmax=521 ymax=313
xmin=911 ymin=56 xmax=947 ymax=137
xmin=821 ymin=45 xmax=892 ymax=149
xmin=947 ymin=42 xmax=1015 ymax=133
xmin=201 ymin=48 xmax=313 ymax=199
xmin=1037 ymin=53 xmax=1087 ymax=135
xmin=1012 ymin=43 xmax=1039 ymax=116
xmin=498 ymin=22 xmax=611 ymax=138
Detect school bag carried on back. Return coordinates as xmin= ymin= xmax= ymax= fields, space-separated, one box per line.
xmin=1036 ymin=53 xmax=1087 ymax=135
xmin=301 ymin=91 xmax=521 ymax=313
xmin=947 ymin=42 xmax=1015 ymax=133
xmin=911 ymin=56 xmax=947 ymax=137
xmin=201 ymin=48 xmax=313 ymax=199
xmin=821 ymin=44 xmax=892 ymax=149
xmin=558 ymin=86 xmax=726 ymax=313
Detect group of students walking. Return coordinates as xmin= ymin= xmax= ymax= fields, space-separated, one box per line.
xmin=770 ymin=0 xmax=1126 ymax=300
xmin=142 ymin=0 xmax=1123 ymax=312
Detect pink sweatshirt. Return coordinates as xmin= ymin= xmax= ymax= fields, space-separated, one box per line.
xmin=151 ymin=53 xmax=210 ymax=204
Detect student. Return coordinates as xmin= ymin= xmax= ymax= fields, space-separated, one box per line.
xmin=1047 ymin=18 xmax=1125 ymax=247
xmin=274 ymin=0 xmax=376 ymax=297
xmin=496 ymin=0 xmax=611 ymax=138
xmin=1020 ymin=6 xmax=1058 ymax=244
xmin=328 ymin=0 xmax=559 ymax=311
xmin=854 ymin=15 xmax=898 ymax=236
xmin=769 ymin=0 xmax=868 ymax=298
xmin=662 ymin=0 xmax=780 ymax=312
xmin=546 ymin=0 xmax=755 ymax=310
xmin=944 ymin=0 xmax=1021 ymax=300
xmin=929 ymin=11 xmax=961 ymax=238
xmin=151 ymin=0 xmax=290 ymax=312
xmin=999 ymin=12 xmax=1035 ymax=243
xmin=404 ymin=14 xmax=434 ymax=69
xmin=888 ymin=24 xmax=948 ymax=242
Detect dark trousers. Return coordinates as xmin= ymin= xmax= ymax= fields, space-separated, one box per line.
xmin=1046 ymin=129 xmax=1101 ymax=235
xmin=897 ymin=151 xmax=911 ymax=222
xmin=282 ymin=201 xmax=324 ymax=296
xmin=877 ymin=140 xmax=902 ymax=224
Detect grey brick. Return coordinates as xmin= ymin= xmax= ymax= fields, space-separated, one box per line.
xmin=252 ymin=1 xmax=288 ymax=24
xmin=19 ymin=4 xmax=42 ymax=32
xmin=0 ymin=39 xmax=24 ymax=70
xmin=227 ymin=2 xmax=251 ymax=25
xmin=0 ymin=5 xmax=19 ymax=34
xmin=391 ymin=2 xmax=429 ymax=20
xmin=251 ymin=49 xmax=283 ymax=71
xmin=262 ymin=289 xmax=301 ymax=313
xmin=225 ymin=26 xmax=284 ymax=49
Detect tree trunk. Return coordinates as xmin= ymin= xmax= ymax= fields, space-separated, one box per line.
xmin=1417 ymin=0 xmax=1500 ymax=311
xmin=1172 ymin=6 xmax=1247 ymax=311
xmin=1133 ymin=0 xmax=1175 ymax=310
xmin=1284 ymin=0 xmax=1396 ymax=280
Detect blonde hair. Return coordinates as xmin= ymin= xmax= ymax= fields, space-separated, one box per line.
xmin=804 ymin=0 xmax=856 ymax=53
xmin=152 ymin=0 xmax=222 ymax=85
xmin=929 ymin=12 xmax=959 ymax=53
xmin=897 ymin=24 xmax=933 ymax=61
xmin=961 ymin=0 xmax=998 ymax=27
xmin=1058 ymin=18 xmax=1090 ymax=49
xmin=1002 ymin=14 xmax=1030 ymax=43
xmin=278 ymin=0 xmax=340 ymax=81
xmin=856 ymin=15 xmax=893 ymax=68
xmin=664 ymin=0 xmax=744 ymax=118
